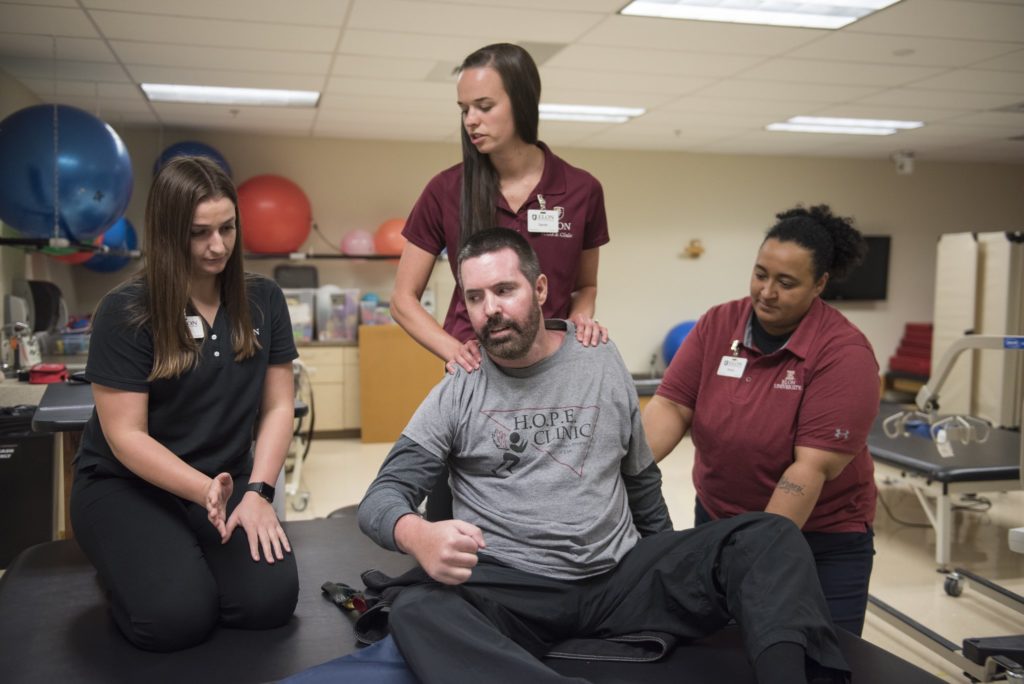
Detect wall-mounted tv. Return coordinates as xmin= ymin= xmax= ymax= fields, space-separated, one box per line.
xmin=821 ymin=235 xmax=890 ymax=302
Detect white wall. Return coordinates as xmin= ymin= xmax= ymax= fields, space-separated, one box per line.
xmin=56 ymin=125 xmax=1024 ymax=374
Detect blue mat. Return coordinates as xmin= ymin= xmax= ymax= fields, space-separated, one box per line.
xmin=279 ymin=635 xmax=419 ymax=683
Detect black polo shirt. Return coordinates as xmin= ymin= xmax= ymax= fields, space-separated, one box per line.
xmin=76 ymin=274 xmax=298 ymax=479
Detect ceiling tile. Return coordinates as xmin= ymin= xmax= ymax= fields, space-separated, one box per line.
xmin=540 ymin=67 xmax=713 ymax=97
xmin=128 ymin=65 xmax=324 ymax=91
xmin=319 ymin=93 xmax=455 ymax=116
xmin=910 ymin=69 xmax=1024 ymax=95
xmin=324 ymin=76 xmax=451 ymax=100
xmin=580 ymin=15 xmax=824 ymax=56
xmin=331 ymin=55 xmax=435 ymax=80
xmin=697 ymin=79 xmax=882 ymax=103
xmin=81 ymin=0 xmax=351 ymax=26
xmin=739 ymin=58 xmax=943 ymax=87
xmin=547 ymin=44 xmax=763 ymax=79
xmin=0 ymin=57 xmax=129 ymax=82
xmin=805 ymin=103 xmax=966 ymax=124
xmin=437 ymin=0 xmax=622 ymax=11
xmin=539 ymin=87 xmax=676 ymax=110
xmin=0 ymin=4 xmax=98 ymax=37
xmin=0 ymin=34 xmax=114 ymax=62
xmin=971 ymin=48 xmax=1024 ymax=73
xmin=111 ymin=42 xmax=332 ymax=74
xmin=785 ymin=32 xmax=1019 ymax=69
xmin=338 ymin=29 xmax=485 ymax=61
xmin=90 ymin=10 xmax=340 ymax=52
xmin=856 ymin=88 xmax=1024 ymax=111
xmin=940 ymin=110 xmax=1024 ymax=130
xmin=348 ymin=0 xmax=604 ymax=43
xmin=848 ymin=0 xmax=1024 ymax=44
xmin=313 ymin=108 xmax=451 ymax=131
xmin=659 ymin=95 xmax=826 ymax=118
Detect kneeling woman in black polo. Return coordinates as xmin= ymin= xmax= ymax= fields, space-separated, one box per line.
xmin=70 ymin=156 xmax=299 ymax=652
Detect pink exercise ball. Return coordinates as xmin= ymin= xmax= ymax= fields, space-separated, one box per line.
xmin=237 ymin=174 xmax=311 ymax=254
xmin=342 ymin=229 xmax=375 ymax=256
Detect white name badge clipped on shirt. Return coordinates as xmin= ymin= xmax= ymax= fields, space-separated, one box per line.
xmin=717 ymin=355 xmax=747 ymax=378
xmin=185 ymin=315 xmax=205 ymax=339
xmin=527 ymin=193 xmax=559 ymax=234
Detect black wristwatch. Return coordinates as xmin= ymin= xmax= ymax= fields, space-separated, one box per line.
xmin=246 ymin=481 xmax=276 ymax=503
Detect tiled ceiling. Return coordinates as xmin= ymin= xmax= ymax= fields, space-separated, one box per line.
xmin=1 ymin=0 xmax=1022 ymax=163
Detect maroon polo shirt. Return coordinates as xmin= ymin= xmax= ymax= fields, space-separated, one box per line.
xmin=657 ymin=297 xmax=879 ymax=533
xmin=402 ymin=141 xmax=610 ymax=343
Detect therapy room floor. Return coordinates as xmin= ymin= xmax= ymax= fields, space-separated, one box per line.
xmin=286 ymin=435 xmax=1024 ymax=683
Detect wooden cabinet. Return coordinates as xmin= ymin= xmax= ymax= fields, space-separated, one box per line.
xmin=358 ymin=324 xmax=444 ymax=443
xmin=297 ymin=345 xmax=360 ymax=433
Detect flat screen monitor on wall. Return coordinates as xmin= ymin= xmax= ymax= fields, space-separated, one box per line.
xmin=821 ymin=235 xmax=891 ymax=302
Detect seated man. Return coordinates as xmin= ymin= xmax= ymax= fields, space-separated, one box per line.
xmin=358 ymin=228 xmax=849 ymax=684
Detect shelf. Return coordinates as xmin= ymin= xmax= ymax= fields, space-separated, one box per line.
xmin=244 ymin=252 xmax=400 ymax=261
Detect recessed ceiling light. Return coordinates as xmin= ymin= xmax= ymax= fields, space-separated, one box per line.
xmin=767 ymin=115 xmax=923 ymax=135
xmin=767 ymin=122 xmax=896 ymax=135
xmin=790 ymin=116 xmax=923 ymax=129
xmin=539 ymin=103 xmax=645 ymax=124
xmin=141 ymin=83 xmax=320 ymax=107
xmin=620 ymin=0 xmax=902 ymax=30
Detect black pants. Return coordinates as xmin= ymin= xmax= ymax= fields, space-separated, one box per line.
xmin=389 ymin=513 xmax=849 ymax=684
xmin=70 ymin=469 xmax=299 ymax=652
xmin=695 ymin=497 xmax=874 ymax=635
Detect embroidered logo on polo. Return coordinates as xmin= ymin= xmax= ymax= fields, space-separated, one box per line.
xmin=772 ymin=369 xmax=803 ymax=391
xmin=834 ymin=428 xmax=850 ymax=440
xmin=552 ymin=206 xmax=573 ymax=239
xmin=482 ymin=405 xmax=598 ymax=478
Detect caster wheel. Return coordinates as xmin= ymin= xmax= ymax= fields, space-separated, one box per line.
xmin=944 ymin=574 xmax=964 ymax=597
xmin=291 ymin=493 xmax=309 ymax=512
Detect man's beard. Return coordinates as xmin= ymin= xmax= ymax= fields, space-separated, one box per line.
xmin=476 ymin=296 xmax=542 ymax=361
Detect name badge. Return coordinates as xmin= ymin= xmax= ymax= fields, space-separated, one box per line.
xmin=186 ymin=315 xmax=205 ymax=339
xmin=528 ymin=209 xmax=559 ymax=234
xmin=717 ymin=355 xmax=747 ymax=378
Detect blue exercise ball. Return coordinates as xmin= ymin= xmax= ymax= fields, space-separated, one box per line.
xmin=0 ymin=104 xmax=133 ymax=242
xmin=662 ymin=320 xmax=697 ymax=366
xmin=153 ymin=141 xmax=232 ymax=178
xmin=83 ymin=217 xmax=138 ymax=273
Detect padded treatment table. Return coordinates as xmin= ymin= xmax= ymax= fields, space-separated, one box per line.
xmin=868 ymin=402 xmax=1022 ymax=569
xmin=0 ymin=512 xmax=942 ymax=683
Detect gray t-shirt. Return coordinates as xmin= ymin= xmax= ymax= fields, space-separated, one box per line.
xmin=399 ymin=323 xmax=656 ymax=579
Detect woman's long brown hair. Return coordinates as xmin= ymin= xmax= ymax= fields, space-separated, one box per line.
xmin=131 ymin=155 xmax=258 ymax=380
xmin=455 ymin=43 xmax=541 ymax=248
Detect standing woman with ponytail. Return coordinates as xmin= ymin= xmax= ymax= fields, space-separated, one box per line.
xmin=392 ymin=43 xmax=610 ymax=376
xmin=70 ymin=156 xmax=299 ymax=652
xmin=643 ymin=205 xmax=879 ymax=636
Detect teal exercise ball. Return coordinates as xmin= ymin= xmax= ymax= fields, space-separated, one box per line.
xmin=662 ymin=320 xmax=696 ymax=366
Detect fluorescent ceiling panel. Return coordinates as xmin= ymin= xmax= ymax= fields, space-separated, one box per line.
xmin=620 ymin=0 xmax=902 ymax=29
xmin=539 ymin=103 xmax=645 ymax=123
xmin=141 ymin=83 xmax=320 ymax=107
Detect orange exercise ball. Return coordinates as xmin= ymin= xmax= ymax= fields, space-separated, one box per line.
xmin=374 ymin=218 xmax=407 ymax=256
xmin=237 ymin=174 xmax=312 ymax=254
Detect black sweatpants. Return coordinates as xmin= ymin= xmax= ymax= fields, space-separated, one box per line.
xmin=696 ymin=497 xmax=875 ymax=636
xmin=70 ymin=469 xmax=299 ymax=652
xmin=389 ymin=513 xmax=849 ymax=684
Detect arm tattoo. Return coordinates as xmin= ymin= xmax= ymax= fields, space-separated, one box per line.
xmin=776 ymin=475 xmax=805 ymax=496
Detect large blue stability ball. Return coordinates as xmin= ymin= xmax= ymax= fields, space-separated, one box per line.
xmin=153 ymin=141 xmax=232 ymax=178
xmin=662 ymin=320 xmax=697 ymax=366
xmin=0 ymin=104 xmax=133 ymax=242
xmin=83 ymin=217 xmax=138 ymax=273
